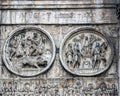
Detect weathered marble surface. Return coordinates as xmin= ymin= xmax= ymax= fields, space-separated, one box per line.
xmin=1 ymin=9 xmax=117 ymax=24
xmin=0 ymin=0 xmax=119 ymax=96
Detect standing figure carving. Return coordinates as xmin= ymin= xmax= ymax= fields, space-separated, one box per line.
xmin=92 ymin=43 xmax=101 ymax=69
xmin=60 ymin=28 xmax=113 ymax=76
xmin=65 ymin=43 xmax=73 ymax=68
xmin=73 ymin=42 xmax=82 ymax=68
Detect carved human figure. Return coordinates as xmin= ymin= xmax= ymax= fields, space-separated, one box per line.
xmin=88 ymin=35 xmax=97 ymax=54
xmin=82 ymin=35 xmax=97 ymax=57
xmin=92 ymin=43 xmax=101 ymax=69
xmin=81 ymin=36 xmax=89 ymax=55
xmin=73 ymin=42 xmax=82 ymax=68
xmin=3 ymin=82 xmax=8 ymax=93
xmin=8 ymin=82 xmax=12 ymax=92
xmin=13 ymin=82 xmax=17 ymax=92
xmin=18 ymin=34 xmax=48 ymax=68
xmin=86 ymin=83 xmax=94 ymax=96
xmin=16 ymin=34 xmax=25 ymax=58
xmin=34 ymin=33 xmax=45 ymax=55
xmin=65 ymin=43 xmax=73 ymax=68
xmin=24 ymin=36 xmax=33 ymax=56
xmin=9 ymin=36 xmax=18 ymax=60
xmin=34 ymin=85 xmax=40 ymax=95
xmin=109 ymin=84 xmax=118 ymax=96
xmin=79 ymin=34 xmax=85 ymax=46
xmin=23 ymin=33 xmax=38 ymax=56
xmin=96 ymin=82 xmax=108 ymax=96
xmin=24 ymin=83 xmax=31 ymax=92
xmin=73 ymin=80 xmax=82 ymax=96
xmin=100 ymin=42 xmax=108 ymax=67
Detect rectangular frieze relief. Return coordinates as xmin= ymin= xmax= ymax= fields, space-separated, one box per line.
xmin=0 ymin=77 xmax=118 ymax=96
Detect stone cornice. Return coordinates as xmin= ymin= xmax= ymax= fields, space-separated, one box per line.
xmin=0 ymin=0 xmax=116 ymax=10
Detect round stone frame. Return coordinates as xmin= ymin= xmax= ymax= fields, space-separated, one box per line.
xmin=2 ymin=26 xmax=56 ymax=77
xmin=59 ymin=27 xmax=114 ymax=76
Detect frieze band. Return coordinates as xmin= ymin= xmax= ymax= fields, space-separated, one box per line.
xmin=0 ymin=78 xmax=118 ymax=96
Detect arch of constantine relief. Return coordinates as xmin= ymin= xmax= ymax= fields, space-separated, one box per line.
xmin=0 ymin=0 xmax=119 ymax=96
xmin=60 ymin=28 xmax=114 ymax=76
xmin=3 ymin=26 xmax=56 ymax=77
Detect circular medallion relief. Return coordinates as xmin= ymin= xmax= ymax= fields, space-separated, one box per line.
xmin=3 ymin=27 xmax=56 ymax=77
xmin=60 ymin=28 xmax=114 ymax=76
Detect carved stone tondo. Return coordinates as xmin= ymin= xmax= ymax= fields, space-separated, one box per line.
xmin=3 ymin=26 xmax=56 ymax=77
xmin=60 ymin=28 xmax=114 ymax=76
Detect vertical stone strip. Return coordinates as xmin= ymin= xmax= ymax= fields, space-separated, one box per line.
xmin=116 ymin=0 xmax=120 ymax=95
xmin=0 ymin=0 xmax=2 ymax=91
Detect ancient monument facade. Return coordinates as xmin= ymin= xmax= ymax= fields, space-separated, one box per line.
xmin=0 ymin=0 xmax=119 ymax=96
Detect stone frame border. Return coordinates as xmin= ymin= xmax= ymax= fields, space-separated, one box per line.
xmin=2 ymin=26 xmax=56 ymax=77
xmin=59 ymin=27 xmax=114 ymax=76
